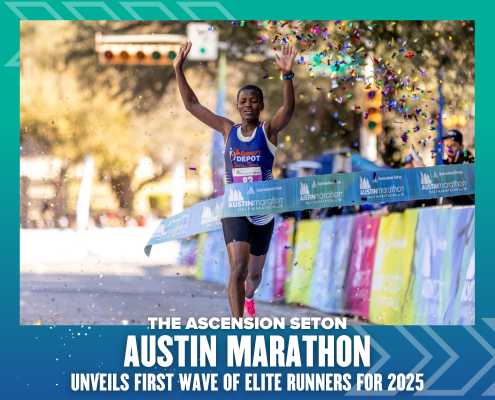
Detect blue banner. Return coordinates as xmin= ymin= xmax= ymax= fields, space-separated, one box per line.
xmin=307 ymin=215 xmax=357 ymax=314
xmin=446 ymin=207 xmax=476 ymax=324
xmin=145 ymin=164 xmax=474 ymax=255
xmin=411 ymin=207 xmax=452 ymax=325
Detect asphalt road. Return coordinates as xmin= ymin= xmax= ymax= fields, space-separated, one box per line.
xmin=20 ymin=257 xmax=370 ymax=325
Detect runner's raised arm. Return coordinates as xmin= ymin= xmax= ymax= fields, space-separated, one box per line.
xmin=174 ymin=42 xmax=234 ymax=139
xmin=265 ymin=44 xmax=298 ymax=145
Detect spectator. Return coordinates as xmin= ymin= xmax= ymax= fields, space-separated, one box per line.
xmin=440 ymin=129 xmax=475 ymax=206
xmin=443 ymin=130 xmax=474 ymax=165
xmin=381 ymin=153 xmax=436 ymax=215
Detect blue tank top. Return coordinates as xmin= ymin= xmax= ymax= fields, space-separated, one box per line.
xmin=224 ymin=122 xmax=276 ymax=225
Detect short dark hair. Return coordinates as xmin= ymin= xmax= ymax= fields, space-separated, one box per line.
xmin=237 ymin=85 xmax=263 ymax=103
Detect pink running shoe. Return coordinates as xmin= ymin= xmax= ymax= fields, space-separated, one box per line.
xmin=244 ymin=298 xmax=256 ymax=318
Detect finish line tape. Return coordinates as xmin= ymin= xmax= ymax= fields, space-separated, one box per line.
xmin=145 ymin=164 xmax=474 ymax=256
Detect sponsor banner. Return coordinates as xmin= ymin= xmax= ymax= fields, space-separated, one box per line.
xmin=344 ymin=213 xmax=380 ymax=320
xmin=271 ymin=217 xmax=295 ymax=302
xmin=285 ymin=220 xmax=321 ymax=305
xmin=447 ymin=208 xmax=475 ymax=325
xmin=145 ymin=196 xmax=223 ymax=256
xmin=414 ymin=165 xmax=474 ymax=199
xmin=308 ymin=215 xmax=357 ymax=314
xmin=145 ymin=164 xmax=474 ymax=253
xmin=369 ymin=210 xmax=418 ymax=325
xmin=410 ymin=208 xmax=452 ymax=325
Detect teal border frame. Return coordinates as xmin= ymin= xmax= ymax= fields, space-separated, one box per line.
xmin=4 ymin=1 xmax=492 ymax=398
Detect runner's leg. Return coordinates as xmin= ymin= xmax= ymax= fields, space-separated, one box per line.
xmin=245 ymin=254 xmax=267 ymax=299
xmin=226 ymin=241 xmax=250 ymax=318
xmin=245 ymin=218 xmax=275 ymax=299
xmin=222 ymin=217 xmax=251 ymax=319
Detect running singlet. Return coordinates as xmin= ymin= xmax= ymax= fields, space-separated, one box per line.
xmin=224 ymin=121 xmax=277 ymax=225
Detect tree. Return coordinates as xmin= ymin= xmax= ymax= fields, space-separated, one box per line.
xmin=21 ymin=21 xmax=141 ymax=215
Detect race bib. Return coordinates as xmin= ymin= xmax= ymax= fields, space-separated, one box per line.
xmin=233 ymin=167 xmax=263 ymax=183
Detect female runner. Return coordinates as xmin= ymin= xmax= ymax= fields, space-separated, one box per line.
xmin=174 ymin=42 xmax=297 ymax=319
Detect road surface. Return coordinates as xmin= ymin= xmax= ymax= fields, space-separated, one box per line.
xmin=20 ymin=257 xmax=370 ymax=325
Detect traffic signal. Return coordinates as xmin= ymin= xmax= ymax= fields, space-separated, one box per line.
xmin=362 ymin=89 xmax=382 ymax=135
xmin=442 ymin=114 xmax=467 ymax=128
xmin=98 ymin=43 xmax=182 ymax=66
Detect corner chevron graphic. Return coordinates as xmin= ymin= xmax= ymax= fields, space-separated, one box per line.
xmin=414 ymin=322 xmax=495 ymax=396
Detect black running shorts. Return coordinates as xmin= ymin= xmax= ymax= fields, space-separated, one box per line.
xmin=221 ymin=217 xmax=275 ymax=256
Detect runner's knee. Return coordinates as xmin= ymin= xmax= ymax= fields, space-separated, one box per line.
xmin=230 ymin=261 xmax=248 ymax=282
xmin=247 ymin=271 xmax=262 ymax=284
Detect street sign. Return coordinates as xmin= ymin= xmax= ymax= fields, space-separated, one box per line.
xmin=186 ymin=22 xmax=219 ymax=61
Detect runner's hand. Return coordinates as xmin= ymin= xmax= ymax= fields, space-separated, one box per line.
xmin=274 ymin=44 xmax=297 ymax=75
xmin=174 ymin=42 xmax=192 ymax=70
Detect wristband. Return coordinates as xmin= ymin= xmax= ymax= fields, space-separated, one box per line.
xmin=282 ymin=71 xmax=294 ymax=80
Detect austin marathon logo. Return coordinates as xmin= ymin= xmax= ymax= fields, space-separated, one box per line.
xmin=359 ymin=175 xmax=404 ymax=200
xmin=152 ymin=216 xmax=187 ymax=239
xmin=299 ymin=181 xmax=343 ymax=203
xmin=228 ymin=188 xmax=283 ymax=211
xmin=420 ymin=170 xmax=467 ymax=194
xmin=200 ymin=206 xmax=220 ymax=226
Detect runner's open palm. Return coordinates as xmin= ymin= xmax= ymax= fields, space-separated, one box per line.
xmin=274 ymin=45 xmax=297 ymax=74
xmin=174 ymin=41 xmax=192 ymax=70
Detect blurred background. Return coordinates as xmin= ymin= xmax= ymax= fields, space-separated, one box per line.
xmin=19 ymin=20 xmax=474 ymax=325
xmin=20 ymin=20 xmax=474 ymax=229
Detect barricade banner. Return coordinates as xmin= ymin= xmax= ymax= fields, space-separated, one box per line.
xmin=254 ymin=227 xmax=278 ymax=303
xmin=307 ymin=215 xmax=357 ymax=314
xmin=369 ymin=210 xmax=418 ymax=324
xmin=344 ymin=213 xmax=381 ymax=320
xmin=273 ymin=218 xmax=295 ymax=302
xmin=206 ymin=230 xmax=228 ymax=284
xmin=145 ymin=164 xmax=474 ymax=255
xmin=175 ymin=238 xmax=197 ymax=267
xmin=410 ymin=208 xmax=452 ymax=325
xmin=285 ymin=220 xmax=321 ymax=305
xmin=447 ymin=208 xmax=475 ymax=325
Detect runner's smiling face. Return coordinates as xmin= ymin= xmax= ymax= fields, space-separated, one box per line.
xmin=237 ymin=90 xmax=264 ymax=122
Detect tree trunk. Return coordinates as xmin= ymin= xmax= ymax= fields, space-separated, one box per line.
xmin=111 ymin=174 xmax=134 ymax=216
